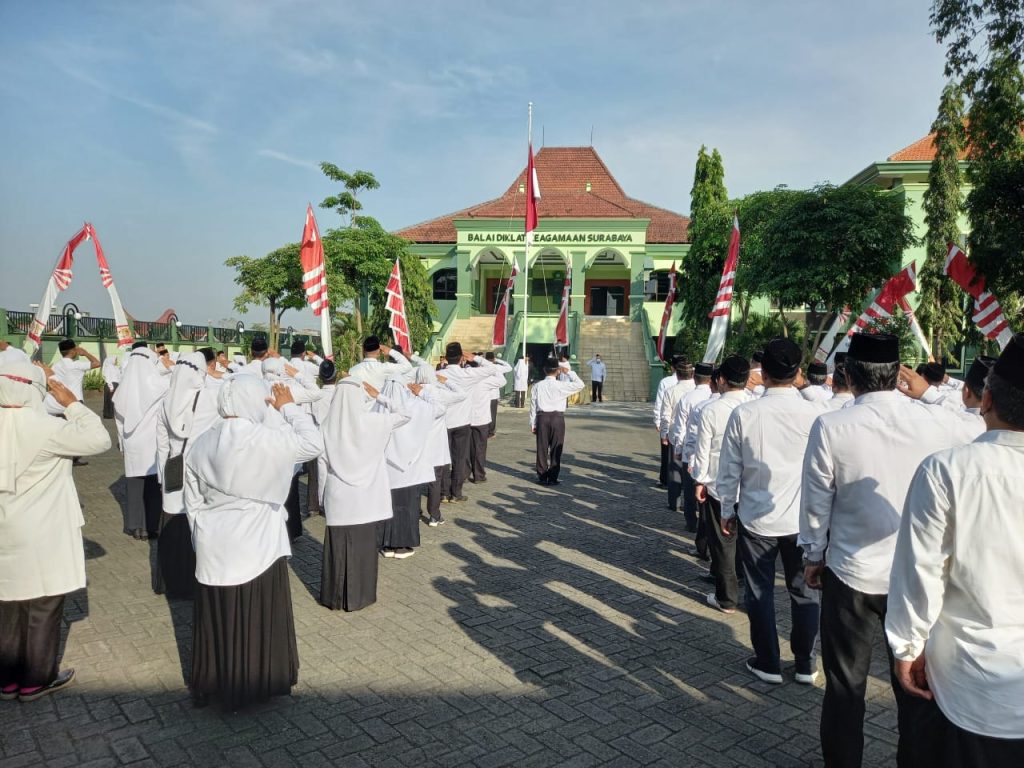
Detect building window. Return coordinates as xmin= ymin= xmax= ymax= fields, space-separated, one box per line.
xmin=433 ymin=268 xmax=457 ymax=300
xmin=646 ymin=270 xmax=673 ymax=301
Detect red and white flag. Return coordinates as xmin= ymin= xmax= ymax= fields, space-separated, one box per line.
xmin=554 ymin=273 xmax=570 ymax=346
xmin=656 ymin=262 xmax=677 ymax=362
xmin=26 ymin=223 xmax=134 ymax=351
xmin=899 ymin=297 xmax=933 ymax=358
xmin=702 ymin=214 xmax=740 ymax=364
xmin=944 ymin=242 xmax=1014 ymax=349
xmin=814 ymin=306 xmax=851 ymax=363
xmin=525 ymin=142 xmax=540 ymax=248
xmin=492 ymin=263 xmax=519 ymax=347
xmin=299 ymin=204 xmax=332 ymax=359
xmin=385 ymin=258 xmax=412 ymax=356
xmin=829 ymin=261 xmax=919 ymax=360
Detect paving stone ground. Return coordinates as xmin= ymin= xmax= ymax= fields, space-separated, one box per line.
xmin=0 ymin=394 xmax=900 ymax=767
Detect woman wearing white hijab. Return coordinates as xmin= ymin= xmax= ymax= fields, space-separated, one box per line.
xmin=154 ymin=352 xmax=210 ymax=598
xmin=113 ymin=344 xmax=170 ymax=539
xmin=184 ymin=375 xmax=323 ymax=710
xmin=0 ymin=361 xmax=110 ymax=702
xmin=413 ymin=364 xmax=466 ymax=526
xmin=320 ymin=378 xmax=409 ymax=611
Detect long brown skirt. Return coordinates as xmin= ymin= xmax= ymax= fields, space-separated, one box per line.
xmin=155 ymin=512 xmax=197 ymax=599
xmin=380 ymin=485 xmax=422 ymax=550
xmin=320 ymin=522 xmax=380 ymax=612
xmin=190 ymin=558 xmax=298 ymax=710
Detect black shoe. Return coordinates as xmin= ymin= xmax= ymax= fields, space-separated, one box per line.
xmin=19 ymin=669 xmax=76 ymax=702
xmin=537 ymin=477 xmax=550 ymax=486
xmin=72 ymin=458 xmax=88 ymax=467
xmin=548 ymin=479 xmax=560 ymax=486
xmin=451 ymin=496 xmax=468 ymax=503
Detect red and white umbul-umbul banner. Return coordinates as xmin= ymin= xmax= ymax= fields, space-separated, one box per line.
xmin=525 ymin=142 xmax=540 ymax=247
xmin=554 ymin=274 xmax=570 ymax=345
xmin=492 ymin=263 xmax=519 ymax=347
xmin=299 ymin=204 xmax=333 ymax=359
xmin=26 ymin=223 xmax=134 ymax=352
xmin=814 ymin=306 xmax=851 ymax=363
xmin=385 ymin=258 xmax=412 ymax=356
xmin=829 ymin=261 xmax=919 ymax=361
xmin=702 ymin=214 xmax=740 ymax=364
xmin=944 ymin=242 xmax=1014 ymax=350
xmin=657 ymin=262 xmax=677 ymax=362
xmin=900 ymin=297 xmax=932 ymax=356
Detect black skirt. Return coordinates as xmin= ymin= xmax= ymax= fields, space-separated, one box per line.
xmin=284 ymin=475 xmax=302 ymax=542
xmin=102 ymin=384 xmax=117 ymax=419
xmin=190 ymin=558 xmax=298 ymax=710
xmin=320 ymin=522 xmax=380 ymax=612
xmin=380 ymin=485 xmax=422 ymax=549
xmin=155 ymin=512 xmax=197 ymax=599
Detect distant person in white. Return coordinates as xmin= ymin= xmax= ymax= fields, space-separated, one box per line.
xmin=0 ymin=340 xmax=30 ymax=366
xmin=529 ymin=358 xmax=584 ymax=486
xmin=512 ymin=357 xmax=529 ymax=408
xmin=800 ymin=361 xmax=832 ymax=403
xmin=825 ymin=361 xmax=854 ymax=410
xmin=586 ymin=354 xmax=607 ymax=403
xmin=101 ymin=350 xmax=121 ymax=419
xmin=886 ymin=333 xmax=1024 ymax=768
xmin=654 ymin=356 xmax=689 ymax=487
xmin=44 ymin=339 xmax=100 ymax=420
xmin=347 ymin=335 xmax=413 ymax=391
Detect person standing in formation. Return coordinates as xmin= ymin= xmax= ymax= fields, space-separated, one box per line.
xmin=586 ymin=353 xmax=607 ymax=403
xmin=826 ymin=360 xmax=854 ymax=410
xmin=668 ymin=362 xmax=713 ymax=529
xmin=483 ymin=351 xmax=509 ymax=437
xmin=692 ymin=355 xmax=750 ymax=615
xmin=0 ymin=362 xmax=110 ymax=702
xmin=654 ymin=356 xmax=688 ymax=489
xmin=239 ymin=336 xmax=270 ymax=376
xmin=413 ymin=364 xmax=465 ymax=527
xmin=886 ymin=334 xmax=1024 ymax=768
xmin=470 ymin=354 xmax=511 ymax=483
xmin=659 ymin=359 xmax=694 ymax=507
xmin=311 ymin=359 xmax=340 ymax=511
xmin=44 ymin=340 xmax=101 ymax=467
xmin=347 ymin=335 xmax=413 ymax=390
xmin=113 ymin=343 xmax=170 ymax=540
xmin=800 ymin=361 xmax=832 ymax=403
xmin=716 ymin=338 xmax=823 ymax=685
xmin=288 ymin=339 xmax=325 ymax=514
xmin=747 ymin=350 xmax=765 ymax=396
xmin=800 ymin=333 xmax=984 ymax=768
xmin=512 ymin=356 xmax=529 ymax=408
xmin=0 ymin=340 xmax=30 ymax=366
xmin=530 ymin=357 xmax=584 ymax=486
xmin=185 ymin=377 xmax=323 ymax=710
xmin=101 ymin=351 xmax=121 ymax=419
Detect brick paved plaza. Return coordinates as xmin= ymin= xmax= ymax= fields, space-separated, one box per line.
xmin=1 ymin=395 xmax=901 ymax=767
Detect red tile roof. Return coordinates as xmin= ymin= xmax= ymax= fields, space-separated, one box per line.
xmin=887 ymin=126 xmax=1023 ymax=161
xmin=396 ymin=147 xmax=690 ymax=244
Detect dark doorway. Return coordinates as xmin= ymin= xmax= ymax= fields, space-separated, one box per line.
xmin=588 ymin=285 xmax=627 ymax=316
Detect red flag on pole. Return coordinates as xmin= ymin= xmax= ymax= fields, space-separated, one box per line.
xmin=300 ymin=204 xmax=333 ymax=359
xmin=385 ymin=258 xmax=412 ymax=355
xmin=702 ymin=214 xmax=740 ymax=363
xmin=554 ymin=273 xmax=570 ymax=345
xmin=525 ymin=143 xmax=540 ymax=247
xmin=492 ymin=263 xmax=519 ymax=347
xmin=656 ymin=263 xmax=677 ymax=361
xmin=943 ymin=242 xmax=1014 ymax=349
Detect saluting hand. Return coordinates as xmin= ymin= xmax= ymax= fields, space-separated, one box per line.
xmin=897 ymin=365 xmax=930 ymax=400
xmin=363 ymin=382 xmax=380 ymax=399
xmin=268 ymin=382 xmax=294 ymax=410
xmin=407 ymin=383 xmax=423 ymax=396
xmin=436 ymin=373 xmax=448 ymax=384
xmin=48 ymin=379 xmax=78 ymax=408
xmin=283 ymin=363 xmax=299 ymax=378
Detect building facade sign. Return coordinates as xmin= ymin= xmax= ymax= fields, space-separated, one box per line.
xmin=465 ymin=232 xmax=635 ymax=245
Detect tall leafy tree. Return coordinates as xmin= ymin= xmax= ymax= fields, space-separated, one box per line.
xmin=920 ymin=82 xmax=968 ymax=359
xmin=319 ymin=164 xmax=381 ymax=226
xmin=680 ymin=147 xmax=731 ymax=333
xmin=225 ymin=244 xmax=305 ymax=348
xmin=930 ymin=0 xmax=1023 ymax=93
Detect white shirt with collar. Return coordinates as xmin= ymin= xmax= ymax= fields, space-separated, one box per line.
xmin=692 ymin=389 xmax=749 ymax=500
xmin=653 ymin=374 xmax=680 ymax=431
xmin=800 ymin=384 xmax=832 ymax=403
xmin=886 ymin=429 xmax=1024 ymax=739
xmin=483 ymin=358 xmax=512 ymax=403
xmin=800 ymin=390 xmax=983 ymax=594
xmin=471 ymin=362 xmax=510 ymax=426
xmin=716 ymin=386 xmax=824 ymax=537
xmin=586 ymin=358 xmax=607 ymax=382
xmin=441 ymin=357 xmax=497 ymax=429
xmin=347 ymin=349 xmax=414 ymax=391
xmin=669 ymin=383 xmax=712 ymax=449
xmin=52 ymin=356 xmax=93 ymax=401
xmin=825 ymin=391 xmax=854 ymax=410
xmin=682 ymin=392 xmax=719 ymax=465
xmin=529 ymin=369 xmax=584 ymax=429
xmin=659 ymin=378 xmax=695 ymax=439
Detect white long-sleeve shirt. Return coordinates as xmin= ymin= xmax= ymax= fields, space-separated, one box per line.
xmin=800 ymin=384 xmax=832 ymax=403
xmin=513 ymin=360 xmax=529 ymax=391
xmin=347 ymin=349 xmax=413 ymax=390
xmin=442 ymin=358 xmax=496 ymax=429
xmin=691 ymin=390 xmax=748 ymax=500
xmin=529 ymin=370 xmax=584 ymax=429
xmin=716 ymin=387 xmax=823 ymax=537
xmin=586 ymin=358 xmax=607 ymax=382
xmin=799 ymin=391 xmax=983 ymax=594
xmin=471 ymin=362 xmax=510 ymax=426
xmin=886 ymin=430 xmax=1024 ymax=739
xmin=653 ymin=374 xmax=680 ymax=431
xmin=671 ymin=384 xmax=713 ymax=457
xmin=660 ymin=378 xmax=695 ymax=440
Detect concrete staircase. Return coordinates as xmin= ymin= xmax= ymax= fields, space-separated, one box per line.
xmin=444 ymin=315 xmax=498 ymax=358
xmin=577 ymin=317 xmax=651 ymax=402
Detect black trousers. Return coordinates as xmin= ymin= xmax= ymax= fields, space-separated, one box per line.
xmin=284 ymin=475 xmax=302 ymax=542
xmin=0 ymin=595 xmax=65 ymax=689
xmin=469 ymin=425 xmax=489 ymax=482
xmin=705 ymin=497 xmax=738 ymax=608
xmin=102 ymin=384 xmax=117 ymax=419
xmin=820 ymin=568 xmax=928 ymax=768
xmin=659 ymin=441 xmax=669 ymax=486
xmin=591 ymin=381 xmax=604 ymax=402
xmin=737 ymin=522 xmax=819 ymax=675
xmin=442 ymin=425 xmax=471 ymax=499
xmin=681 ymin=464 xmax=697 ymax=530
xmin=513 ymin=390 xmax=526 ymax=408
xmin=425 ymin=464 xmax=447 ymax=521
xmin=667 ymin=449 xmax=685 ymax=510
xmin=909 ymin=695 xmax=1024 ymax=768
xmin=694 ymin=497 xmax=709 ymax=559
xmin=535 ymin=411 xmax=566 ymax=482
xmin=124 ymin=474 xmax=162 ymax=536
xmin=488 ymin=399 xmax=498 ymax=437
xmin=305 ymin=460 xmax=320 ymax=514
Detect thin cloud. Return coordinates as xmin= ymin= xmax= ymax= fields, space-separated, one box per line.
xmin=257 ymin=148 xmax=319 ymax=171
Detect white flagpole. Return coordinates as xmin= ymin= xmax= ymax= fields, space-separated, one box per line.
xmin=522 ymin=102 xmax=532 ymax=365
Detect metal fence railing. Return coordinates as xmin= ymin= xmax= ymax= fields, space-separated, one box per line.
xmin=177 ymin=324 xmax=209 ymax=342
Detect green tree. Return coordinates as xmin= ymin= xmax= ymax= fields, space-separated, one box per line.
xmin=930 ymin=0 xmax=1023 ymax=93
xmin=225 ymin=244 xmax=305 ymax=349
xmin=759 ymin=184 xmax=918 ymax=359
xmin=680 ymin=146 xmax=731 ymax=333
xmin=319 ymin=164 xmax=381 ymax=226
xmin=920 ymin=82 xmax=969 ymax=359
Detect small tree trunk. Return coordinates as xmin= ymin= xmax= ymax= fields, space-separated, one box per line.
xmin=806 ymin=311 xmax=831 ymax=361
xmin=268 ymin=298 xmax=277 ymax=349
xmin=778 ymin=306 xmax=788 ymax=337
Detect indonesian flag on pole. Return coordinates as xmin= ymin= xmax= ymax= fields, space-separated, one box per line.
xmin=525 ymin=143 xmax=540 ymax=247
xmin=300 ymin=204 xmax=333 ymax=359
xmin=657 ymin=262 xmax=677 ymax=362
xmin=492 ymin=263 xmax=519 ymax=347
xmin=385 ymin=258 xmax=412 ymax=355
xmin=554 ymin=273 xmax=570 ymax=345
xmin=814 ymin=306 xmax=851 ymax=363
xmin=702 ymin=214 xmax=740 ymax=364
xmin=829 ymin=262 xmax=919 ymax=360
xmin=944 ymin=242 xmax=1014 ymax=349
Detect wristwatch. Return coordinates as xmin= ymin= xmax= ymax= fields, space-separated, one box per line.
xmin=803 ymin=557 xmax=824 ymax=568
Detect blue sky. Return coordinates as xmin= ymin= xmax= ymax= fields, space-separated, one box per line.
xmin=0 ymin=0 xmax=948 ymax=329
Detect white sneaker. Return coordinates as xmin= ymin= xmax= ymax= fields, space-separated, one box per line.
xmin=393 ymin=548 xmax=416 ymax=559
xmin=745 ymin=658 xmax=783 ymax=684
xmin=705 ymin=593 xmax=736 ymax=614
xmin=795 ymin=669 xmax=819 ymax=685
xmin=381 ymin=549 xmax=396 ymax=558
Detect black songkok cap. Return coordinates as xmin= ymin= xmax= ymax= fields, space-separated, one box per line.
xmin=131 ymin=341 xmax=148 ymax=350
xmin=198 ymin=347 xmax=215 ymax=364
xmin=808 ymin=361 xmax=828 ymax=377
xmin=291 ymin=339 xmax=306 ymax=356
xmin=694 ymin=362 xmax=714 ymax=377
xmin=848 ymin=333 xmax=899 ymax=364
xmin=720 ymin=355 xmax=750 ymax=385
xmin=543 ymin=357 xmax=560 ymax=374
xmin=834 ymin=352 xmax=848 ymax=367
xmin=58 ymin=338 xmax=76 ymax=353
xmin=921 ymin=362 xmax=946 ymax=384
xmin=750 ymin=350 xmax=764 ymax=364
xmin=966 ymin=356 xmax=996 ymax=394
xmin=445 ymin=341 xmax=463 ymax=364
xmin=673 ymin=359 xmax=692 ymax=375
xmin=993 ymin=333 xmax=1024 ymax=390
xmin=319 ymin=360 xmax=337 ymax=382
xmin=762 ymin=338 xmax=802 ymax=380
xmin=363 ymin=335 xmax=381 ymax=353
xmin=251 ymin=336 xmax=269 ymax=354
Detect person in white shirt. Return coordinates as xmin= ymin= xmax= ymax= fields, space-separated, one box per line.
xmin=800 ymin=361 xmax=832 ymax=403
xmin=530 ymin=358 xmax=584 ymax=485
xmin=653 ymin=357 xmax=687 ymax=487
xmin=0 ymin=340 xmax=30 ymax=366
xmin=470 ymin=353 xmax=512 ymax=480
xmin=483 ymin=351 xmax=511 ymax=437
xmin=747 ymin=350 xmax=765 ymax=397
xmin=586 ymin=354 xmax=607 ymax=403
xmin=239 ymin=337 xmax=271 ymax=377
xmin=288 ymin=339 xmax=323 ymax=383
xmin=311 ymin=360 xmax=340 ymax=511
xmin=800 ymin=333 xmax=983 ymax=768
xmin=825 ymin=362 xmax=854 ymax=411
xmin=886 ymin=334 xmax=1024 ymax=767
xmin=958 ymin=355 xmax=994 ymax=416
xmin=669 ymin=362 xmax=713 ymax=527
xmin=716 ymin=338 xmax=823 ymax=686
xmin=413 ymin=364 xmax=465 ymax=526
xmin=692 ymin=356 xmax=750 ymax=614
xmin=347 ymin=335 xmax=413 ymax=391
xmin=44 ymin=339 xmax=99 ymax=423
xmin=101 ymin=351 xmax=121 ymax=419
xmin=0 ymin=361 xmax=111 ymax=702
xmin=512 ymin=357 xmax=529 ymax=408
xmin=658 ymin=359 xmax=694 ymax=497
